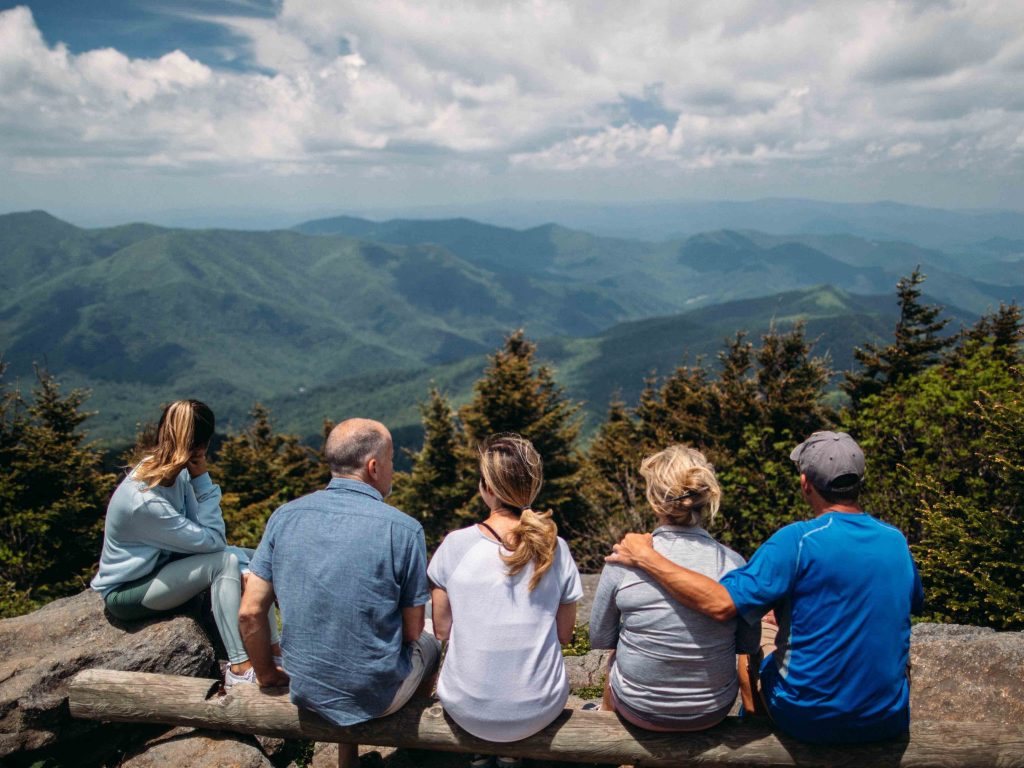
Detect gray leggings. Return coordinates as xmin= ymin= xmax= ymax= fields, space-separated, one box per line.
xmin=104 ymin=550 xmax=280 ymax=664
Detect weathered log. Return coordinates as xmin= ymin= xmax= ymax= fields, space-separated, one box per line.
xmin=68 ymin=669 xmax=1024 ymax=768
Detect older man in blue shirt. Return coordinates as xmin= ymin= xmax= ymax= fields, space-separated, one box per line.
xmin=240 ymin=418 xmax=439 ymax=768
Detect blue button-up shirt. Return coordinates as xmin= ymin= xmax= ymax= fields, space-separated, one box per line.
xmin=249 ymin=477 xmax=429 ymax=726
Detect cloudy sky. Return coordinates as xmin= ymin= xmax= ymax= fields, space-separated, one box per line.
xmin=1 ymin=0 xmax=1022 ymax=226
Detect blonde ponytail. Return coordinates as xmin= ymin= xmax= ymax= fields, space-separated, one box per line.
xmin=134 ymin=400 xmax=215 ymax=488
xmin=640 ymin=444 xmax=721 ymax=527
xmin=479 ymin=434 xmax=558 ymax=591
xmin=503 ymin=506 xmax=558 ymax=591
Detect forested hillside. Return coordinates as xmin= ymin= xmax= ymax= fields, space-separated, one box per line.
xmin=3 ymin=273 xmax=1020 ymax=630
xmin=1 ymin=210 xmax=1014 ymax=450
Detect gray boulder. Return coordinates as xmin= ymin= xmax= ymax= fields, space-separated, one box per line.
xmin=0 ymin=589 xmax=215 ymax=758
xmin=910 ymin=622 xmax=1024 ymax=725
xmin=563 ymin=649 xmax=611 ymax=691
xmin=121 ymin=727 xmax=272 ymax=768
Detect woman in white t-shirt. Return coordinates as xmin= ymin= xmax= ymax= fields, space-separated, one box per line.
xmin=428 ymin=433 xmax=583 ymax=766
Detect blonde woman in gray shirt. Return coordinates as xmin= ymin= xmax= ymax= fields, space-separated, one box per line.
xmin=589 ymin=445 xmax=759 ymax=731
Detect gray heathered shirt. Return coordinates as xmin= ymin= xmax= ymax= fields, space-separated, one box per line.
xmin=589 ymin=525 xmax=760 ymax=723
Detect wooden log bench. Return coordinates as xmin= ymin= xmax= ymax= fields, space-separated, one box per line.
xmin=68 ymin=670 xmax=1024 ymax=767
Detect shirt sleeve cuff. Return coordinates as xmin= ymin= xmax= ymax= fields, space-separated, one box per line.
xmin=190 ymin=472 xmax=213 ymax=492
xmin=248 ymin=560 xmax=272 ymax=582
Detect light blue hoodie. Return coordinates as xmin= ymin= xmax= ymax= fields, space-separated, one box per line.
xmin=90 ymin=467 xmax=226 ymax=596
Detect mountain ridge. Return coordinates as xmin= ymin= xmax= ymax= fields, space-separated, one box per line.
xmin=0 ymin=210 xmax=1011 ymax=449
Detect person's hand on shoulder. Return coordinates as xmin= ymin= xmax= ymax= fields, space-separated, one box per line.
xmin=606 ymin=532 xmax=655 ymax=567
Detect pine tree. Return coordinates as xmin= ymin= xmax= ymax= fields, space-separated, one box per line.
xmin=457 ymin=330 xmax=585 ymax=537
xmin=711 ymin=324 xmax=833 ymax=554
xmin=956 ymin=302 xmax=1023 ymax=367
xmin=914 ymin=377 xmax=1024 ymax=629
xmin=755 ymin=322 xmax=834 ymax=438
xmin=0 ymin=365 xmax=114 ymax=617
xmin=625 ymin=324 xmax=832 ymax=557
xmin=576 ymin=397 xmax=650 ymax=568
xmin=215 ymin=404 xmax=326 ymax=548
xmin=390 ymin=388 xmax=466 ymax=549
xmin=637 ymin=364 xmax=714 ymax=450
xmin=849 ymin=307 xmax=1022 ymax=541
xmin=843 ymin=267 xmax=950 ymax=409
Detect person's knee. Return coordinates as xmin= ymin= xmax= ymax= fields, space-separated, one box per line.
xmin=212 ymin=550 xmax=240 ymax=578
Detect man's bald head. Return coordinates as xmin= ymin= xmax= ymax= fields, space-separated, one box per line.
xmin=325 ymin=418 xmax=392 ymax=480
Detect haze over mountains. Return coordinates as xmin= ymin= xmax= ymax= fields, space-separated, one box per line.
xmin=1 ymin=200 xmax=1021 ymax=453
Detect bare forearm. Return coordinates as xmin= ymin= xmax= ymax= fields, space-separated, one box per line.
xmin=239 ymin=611 xmax=276 ymax=678
xmin=402 ymin=605 xmax=425 ymax=643
xmin=634 ymin=548 xmax=737 ymax=620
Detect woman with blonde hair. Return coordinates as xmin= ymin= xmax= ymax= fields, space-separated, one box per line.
xmin=91 ymin=399 xmax=281 ymax=688
xmin=589 ymin=444 xmax=759 ymax=730
xmin=428 ymin=434 xmax=583 ymax=764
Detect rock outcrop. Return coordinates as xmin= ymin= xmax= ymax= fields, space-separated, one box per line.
xmin=4 ymin=586 xmax=1024 ymax=768
xmin=121 ymin=727 xmax=273 ymax=768
xmin=0 ymin=589 xmax=215 ymax=759
xmin=563 ymin=649 xmax=611 ymax=691
xmin=910 ymin=623 xmax=1024 ymax=725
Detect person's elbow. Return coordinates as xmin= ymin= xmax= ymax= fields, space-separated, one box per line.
xmin=196 ymin=535 xmax=226 ymax=553
xmin=433 ymin=620 xmax=450 ymax=643
xmin=588 ymin=630 xmax=617 ymax=650
xmin=238 ymin=603 xmax=264 ymax=634
xmin=706 ymin=593 xmax=738 ymax=622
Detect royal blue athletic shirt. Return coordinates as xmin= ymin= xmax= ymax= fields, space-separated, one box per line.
xmin=720 ymin=511 xmax=923 ymax=744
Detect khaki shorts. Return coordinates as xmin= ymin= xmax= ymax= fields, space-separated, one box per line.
xmin=379 ymin=632 xmax=442 ymax=717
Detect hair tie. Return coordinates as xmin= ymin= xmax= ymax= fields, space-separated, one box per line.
xmin=665 ymin=490 xmax=694 ymax=503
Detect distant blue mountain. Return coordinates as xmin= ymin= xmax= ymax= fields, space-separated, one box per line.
xmin=330 ymin=198 xmax=1024 ymax=250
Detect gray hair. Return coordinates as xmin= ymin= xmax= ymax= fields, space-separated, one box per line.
xmin=325 ymin=422 xmax=389 ymax=477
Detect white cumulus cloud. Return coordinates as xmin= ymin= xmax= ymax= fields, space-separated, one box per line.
xmin=0 ymin=0 xmax=1022 ymax=199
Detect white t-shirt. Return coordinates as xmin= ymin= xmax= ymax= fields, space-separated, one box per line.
xmin=427 ymin=525 xmax=584 ymax=742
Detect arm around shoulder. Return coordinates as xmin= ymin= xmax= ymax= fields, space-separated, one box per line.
xmin=608 ymin=532 xmax=737 ymax=621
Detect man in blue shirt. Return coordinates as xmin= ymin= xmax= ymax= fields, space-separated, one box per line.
xmin=608 ymin=431 xmax=923 ymax=743
xmin=239 ymin=418 xmax=440 ymax=768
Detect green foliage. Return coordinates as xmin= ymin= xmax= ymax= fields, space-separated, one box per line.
xmin=214 ymin=404 xmax=327 ymax=548
xmin=561 ymin=622 xmax=593 ymax=657
xmin=458 ymin=330 xmax=585 ymax=535
xmin=0 ymin=365 xmax=114 ymax=617
xmin=575 ymin=397 xmax=650 ymax=569
xmin=848 ymin=329 xmax=1022 ymax=540
xmin=914 ymin=383 xmax=1024 ymax=629
xmin=390 ymin=389 xmax=467 ymax=549
xmin=843 ymin=268 xmax=951 ymax=410
xmin=571 ymin=680 xmax=606 ymax=700
xmin=581 ymin=323 xmax=832 ymax=560
xmin=843 ymin=301 xmax=1022 ymax=627
xmin=399 ymin=331 xmax=586 ymax=547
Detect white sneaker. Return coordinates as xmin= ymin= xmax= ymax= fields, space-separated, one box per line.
xmin=224 ymin=665 xmax=256 ymax=688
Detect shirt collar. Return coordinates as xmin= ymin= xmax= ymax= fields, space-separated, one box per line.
xmin=326 ymin=476 xmax=384 ymax=502
xmin=653 ymin=524 xmax=714 ymax=541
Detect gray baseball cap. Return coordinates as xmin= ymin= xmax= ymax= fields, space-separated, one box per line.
xmin=790 ymin=431 xmax=865 ymax=493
